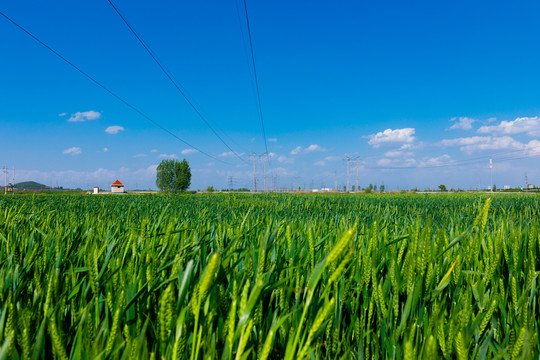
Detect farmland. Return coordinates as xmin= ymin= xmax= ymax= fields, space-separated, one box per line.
xmin=0 ymin=193 xmax=539 ymax=359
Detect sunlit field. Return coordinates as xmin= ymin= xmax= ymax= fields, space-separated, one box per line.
xmin=0 ymin=193 xmax=539 ymax=359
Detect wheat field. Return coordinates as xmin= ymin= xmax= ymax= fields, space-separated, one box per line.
xmin=0 ymin=193 xmax=538 ymax=359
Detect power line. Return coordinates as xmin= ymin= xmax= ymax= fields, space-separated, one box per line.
xmin=106 ymin=0 xmax=248 ymax=165
xmin=242 ymin=0 xmax=270 ymax=158
xmin=0 ymin=10 xmax=233 ymax=165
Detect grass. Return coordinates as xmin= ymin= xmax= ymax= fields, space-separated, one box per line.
xmin=0 ymin=193 xmax=538 ymax=359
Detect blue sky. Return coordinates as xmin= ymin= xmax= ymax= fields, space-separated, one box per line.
xmin=1 ymin=0 xmax=540 ymax=190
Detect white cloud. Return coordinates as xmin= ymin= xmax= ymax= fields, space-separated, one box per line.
xmin=268 ymin=138 xmax=278 ymax=142
xmin=63 ymin=147 xmax=82 ymax=156
xmin=151 ymin=149 xmax=159 ymax=153
xmin=105 ymin=126 xmax=125 ymax=134
xmin=477 ymin=116 xmax=540 ymax=137
xmin=525 ymin=140 xmax=540 ymax=156
xmin=448 ymin=117 xmax=476 ymax=131
xmin=440 ymin=136 xmax=525 ymax=153
xmin=367 ymin=128 xmax=416 ymax=148
xmin=304 ymin=144 xmax=326 ymax=153
xmin=58 ymin=112 xmax=67 ymax=116
xmin=290 ymin=146 xmax=302 ymax=155
xmin=68 ymin=111 xmax=101 ymax=122
xmin=181 ymin=149 xmax=199 ymax=155
xmin=134 ymin=153 xmax=147 ymax=158
xmin=159 ymin=153 xmax=178 ymax=159
xmin=290 ymin=144 xmax=326 ymax=155
xmin=313 ymin=155 xmax=342 ymax=167
xmin=103 ymin=147 xmax=109 ymax=152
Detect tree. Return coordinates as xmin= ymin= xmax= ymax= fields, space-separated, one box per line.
xmin=380 ymin=184 xmax=385 ymax=192
xmin=438 ymin=184 xmax=447 ymax=192
xmin=156 ymin=159 xmax=191 ymax=192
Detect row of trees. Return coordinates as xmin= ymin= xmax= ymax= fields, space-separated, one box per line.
xmin=155 ymin=161 xmax=477 ymax=193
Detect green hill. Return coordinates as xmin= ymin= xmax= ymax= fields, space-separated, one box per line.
xmin=14 ymin=181 xmax=50 ymax=190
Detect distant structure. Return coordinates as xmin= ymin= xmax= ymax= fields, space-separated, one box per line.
xmin=111 ymin=180 xmax=125 ymax=193
xmin=93 ymin=186 xmax=99 ymax=194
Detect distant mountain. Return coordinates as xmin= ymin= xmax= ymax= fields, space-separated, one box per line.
xmin=14 ymin=181 xmax=50 ymax=190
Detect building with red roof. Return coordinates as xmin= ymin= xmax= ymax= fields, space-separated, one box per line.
xmin=111 ymin=179 xmax=125 ymax=193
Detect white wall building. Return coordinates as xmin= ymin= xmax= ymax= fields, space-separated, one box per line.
xmin=111 ymin=180 xmax=125 ymax=193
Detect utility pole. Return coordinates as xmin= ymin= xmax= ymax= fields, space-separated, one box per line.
xmin=334 ymin=171 xmax=337 ymax=191
xmin=12 ymin=167 xmax=15 ymax=195
xmin=263 ymin=152 xmax=267 ymax=192
xmin=356 ymin=157 xmax=359 ymax=192
xmin=346 ymin=156 xmax=350 ymax=192
xmin=252 ymin=153 xmax=256 ymax=192
xmin=525 ymin=172 xmax=528 ymax=190
xmin=4 ymin=166 xmax=7 ymax=195
xmin=490 ymin=157 xmax=493 ymax=192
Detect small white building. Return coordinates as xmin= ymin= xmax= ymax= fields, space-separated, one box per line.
xmin=111 ymin=179 xmax=125 ymax=193
xmin=93 ymin=186 xmax=99 ymax=194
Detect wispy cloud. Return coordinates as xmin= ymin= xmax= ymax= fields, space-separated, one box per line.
xmin=277 ymin=155 xmax=294 ymax=164
xmin=105 ymin=126 xmax=124 ymax=134
xmin=477 ymin=116 xmax=540 ymax=137
xmin=103 ymin=147 xmax=109 ymax=152
xmin=377 ymin=157 xmax=416 ymax=167
xmin=383 ymin=150 xmax=414 ymax=158
xmin=134 ymin=153 xmax=147 ymax=158
xmin=314 ymin=160 xmax=326 ymax=166
xmin=159 ymin=153 xmax=178 ymax=159
xmin=63 ymin=147 xmax=82 ymax=156
xmin=440 ymin=136 xmax=525 ymax=153
xmin=14 ymin=165 xmax=158 ymax=189
xmin=290 ymin=144 xmax=326 ymax=155
xmin=181 ymin=149 xmax=199 ymax=155
xmin=268 ymin=138 xmax=278 ymax=142
xmin=219 ymin=151 xmax=245 ymax=158
xmin=67 ymin=111 xmax=101 ymax=122
xmin=290 ymin=146 xmax=302 ymax=155
xmin=151 ymin=149 xmax=159 ymax=153
xmin=418 ymin=154 xmax=451 ymax=167
xmin=448 ymin=117 xmax=476 ymax=131
xmin=367 ymin=128 xmax=416 ymax=148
